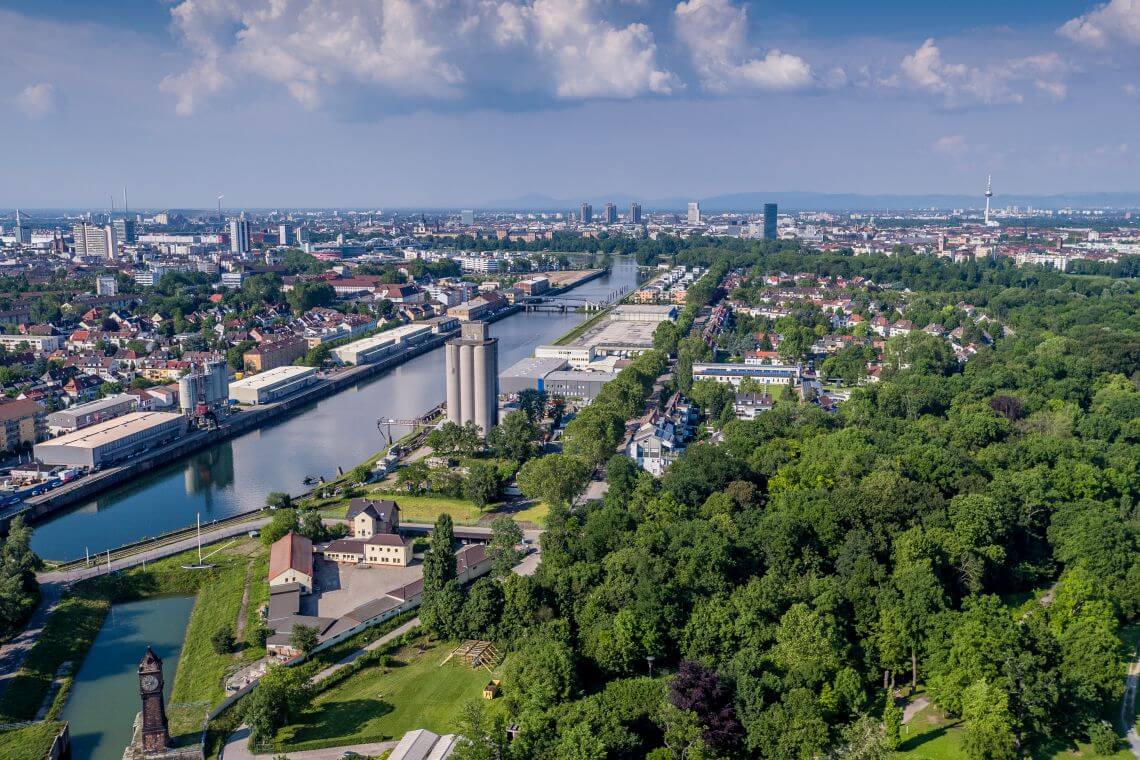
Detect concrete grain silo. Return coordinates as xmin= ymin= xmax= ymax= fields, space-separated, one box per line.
xmin=444 ymin=321 xmax=498 ymax=436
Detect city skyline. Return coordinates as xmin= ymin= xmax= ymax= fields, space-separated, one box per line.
xmin=2 ymin=0 xmax=1140 ymax=207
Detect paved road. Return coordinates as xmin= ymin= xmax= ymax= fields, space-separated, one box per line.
xmin=0 ymin=582 xmax=61 ymax=698
xmin=221 ymin=726 xmax=396 ymax=760
xmin=1122 ymin=647 xmax=1140 ymax=757
xmin=314 ymin=617 xmax=422 ymax=684
xmin=36 ymin=516 xmax=272 ymax=586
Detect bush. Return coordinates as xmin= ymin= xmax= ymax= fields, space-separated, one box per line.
xmin=1088 ymin=720 xmax=1119 ymax=756
xmin=211 ymin=625 xmax=236 ymax=654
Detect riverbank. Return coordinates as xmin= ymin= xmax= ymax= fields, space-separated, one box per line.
xmin=11 ymin=305 xmax=527 ymax=534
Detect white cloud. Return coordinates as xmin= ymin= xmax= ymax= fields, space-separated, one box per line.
xmin=162 ymin=0 xmax=677 ymax=114
xmin=899 ymin=39 xmax=1068 ymax=106
xmin=1126 ymin=83 xmax=1139 ymax=96
xmin=526 ymin=0 xmax=678 ymax=99
xmin=933 ymin=134 xmax=969 ymax=157
xmin=15 ymin=82 xmax=57 ymax=119
xmin=674 ymin=0 xmax=814 ymax=92
xmin=1059 ymin=0 xmax=1140 ymax=48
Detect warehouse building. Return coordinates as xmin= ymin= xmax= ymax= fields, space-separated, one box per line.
xmin=333 ymin=324 xmax=433 ymax=365
xmin=34 ymin=411 xmax=187 ymax=468
xmin=610 ymin=304 xmax=678 ymax=323
xmin=46 ymin=393 xmax=138 ymax=435
xmin=543 ymin=370 xmax=618 ymax=400
xmin=228 ymin=365 xmax=319 ymax=405
xmin=498 ymin=356 xmax=567 ymax=395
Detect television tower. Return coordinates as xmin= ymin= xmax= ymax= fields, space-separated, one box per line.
xmin=984 ymin=174 xmax=993 ymax=226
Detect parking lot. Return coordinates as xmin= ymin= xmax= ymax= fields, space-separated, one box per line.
xmin=303 ymin=555 xmax=425 ymax=619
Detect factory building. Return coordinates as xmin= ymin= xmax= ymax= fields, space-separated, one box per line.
xmin=333 ymin=324 xmax=433 ymax=365
xmin=46 ymin=393 xmax=138 ymax=436
xmin=445 ymin=321 xmax=498 ymax=435
xmin=34 ymin=412 xmax=187 ymax=468
xmin=228 ymin=365 xmax=318 ymax=405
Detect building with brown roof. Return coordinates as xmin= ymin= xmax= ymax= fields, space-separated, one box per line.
xmin=269 ymin=531 xmax=314 ymax=593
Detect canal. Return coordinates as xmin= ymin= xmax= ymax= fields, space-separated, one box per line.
xmin=60 ymin=596 xmax=196 ymax=760
xmin=31 ymin=262 xmax=638 ymax=560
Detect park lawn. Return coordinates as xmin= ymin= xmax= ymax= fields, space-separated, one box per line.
xmin=274 ymin=638 xmax=495 ymax=752
xmin=0 ymin=595 xmax=108 ymax=722
xmin=894 ymin=702 xmax=1134 ymax=759
xmin=362 ymin=491 xmax=488 ymax=524
xmin=0 ymin=721 xmax=66 ymax=760
xmin=503 ymin=500 xmax=548 ymax=526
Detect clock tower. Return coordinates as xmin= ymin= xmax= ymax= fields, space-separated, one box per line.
xmin=138 ymin=646 xmax=170 ymax=753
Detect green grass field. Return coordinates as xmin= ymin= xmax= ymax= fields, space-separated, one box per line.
xmin=895 ymin=701 xmax=1134 ymax=759
xmin=168 ymin=543 xmax=258 ymax=705
xmin=0 ymin=721 xmax=66 ymax=760
xmin=0 ymin=596 xmax=108 ymax=722
xmin=274 ymin=638 xmax=496 ymax=752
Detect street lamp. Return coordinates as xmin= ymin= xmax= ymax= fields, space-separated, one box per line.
xmin=646 ymin=655 xmax=656 ymax=678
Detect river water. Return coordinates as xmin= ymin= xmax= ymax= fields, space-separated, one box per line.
xmin=31 ymin=262 xmax=637 ymax=560
xmin=60 ymin=595 xmax=196 ymax=760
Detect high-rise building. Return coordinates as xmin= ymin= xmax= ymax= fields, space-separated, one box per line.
xmin=112 ymin=217 xmax=137 ymax=244
xmin=629 ymin=202 xmax=642 ymax=224
xmin=762 ymin=203 xmax=778 ymax=240
xmin=445 ymin=321 xmax=499 ymax=436
xmin=13 ymin=209 xmax=30 ymax=245
xmin=579 ymin=202 xmax=593 ymax=224
xmin=603 ymin=203 xmax=617 ymax=224
xmin=278 ymin=223 xmax=293 ymax=246
xmin=72 ymin=222 xmax=114 ymax=259
xmin=229 ymin=217 xmax=251 ymax=255
xmin=687 ymin=201 xmax=701 ymax=225
xmin=460 ymin=209 xmax=475 ymax=226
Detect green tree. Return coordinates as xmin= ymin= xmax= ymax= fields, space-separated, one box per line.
xmin=211 ymin=625 xmax=235 ymax=654
xmin=961 ymin=679 xmax=1018 ymax=760
xmin=486 ymin=411 xmax=539 ymax=463
xmin=517 ymin=454 xmax=591 ymax=508
xmin=487 ymin=515 xmax=523 ymax=577
xmin=421 ymin=514 xmax=457 ymax=635
xmin=243 ymin=665 xmax=310 ymax=747
xmin=291 ymin=623 xmax=319 ymax=655
xmin=464 ymin=461 xmax=502 ymax=509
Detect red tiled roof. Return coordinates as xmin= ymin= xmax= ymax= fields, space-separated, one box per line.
xmin=269 ymin=531 xmax=313 ymax=580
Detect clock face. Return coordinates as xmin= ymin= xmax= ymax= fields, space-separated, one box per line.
xmin=141 ymin=674 xmax=160 ymax=692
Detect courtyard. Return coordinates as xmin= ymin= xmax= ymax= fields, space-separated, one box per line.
xmin=302 ymin=556 xmax=425 ymax=620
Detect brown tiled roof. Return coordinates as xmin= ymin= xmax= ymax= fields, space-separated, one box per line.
xmin=269 ymin=531 xmax=313 ymax=580
xmin=0 ymin=398 xmax=41 ymax=422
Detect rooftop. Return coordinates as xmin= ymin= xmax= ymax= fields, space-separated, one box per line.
xmin=229 ymin=364 xmax=316 ymax=390
xmin=269 ymin=531 xmax=313 ymax=581
xmin=36 ymin=411 xmax=182 ymax=450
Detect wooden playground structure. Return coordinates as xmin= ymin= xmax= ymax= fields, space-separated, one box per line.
xmin=443 ymin=640 xmax=503 ymax=672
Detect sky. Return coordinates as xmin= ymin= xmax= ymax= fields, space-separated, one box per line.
xmin=2 ymin=0 xmax=1140 ymax=208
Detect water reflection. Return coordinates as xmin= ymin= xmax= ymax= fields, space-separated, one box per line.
xmin=31 ymin=262 xmax=638 ymax=560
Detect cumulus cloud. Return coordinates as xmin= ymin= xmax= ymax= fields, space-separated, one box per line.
xmin=674 ymin=0 xmax=814 ymax=92
xmin=1059 ymin=0 xmax=1140 ymax=48
xmin=161 ymin=0 xmax=676 ymax=114
xmin=900 ymin=39 xmax=1068 ymax=106
xmin=15 ymin=82 xmax=57 ymax=119
xmin=933 ymin=134 xmax=969 ymax=157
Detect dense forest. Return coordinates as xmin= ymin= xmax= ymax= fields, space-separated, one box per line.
xmin=436 ymin=245 xmax=1140 ymax=759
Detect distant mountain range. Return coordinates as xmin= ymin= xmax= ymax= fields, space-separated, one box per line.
xmin=485 ymin=190 xmax=1140 ymax=212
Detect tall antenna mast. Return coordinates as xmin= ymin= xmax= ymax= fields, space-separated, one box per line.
xmin=984 ymin=174 xmax=993 ymax=227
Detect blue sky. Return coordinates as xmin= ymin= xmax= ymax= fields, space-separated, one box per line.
xmin=2 ymin=0 xmax=1139 ymax=208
